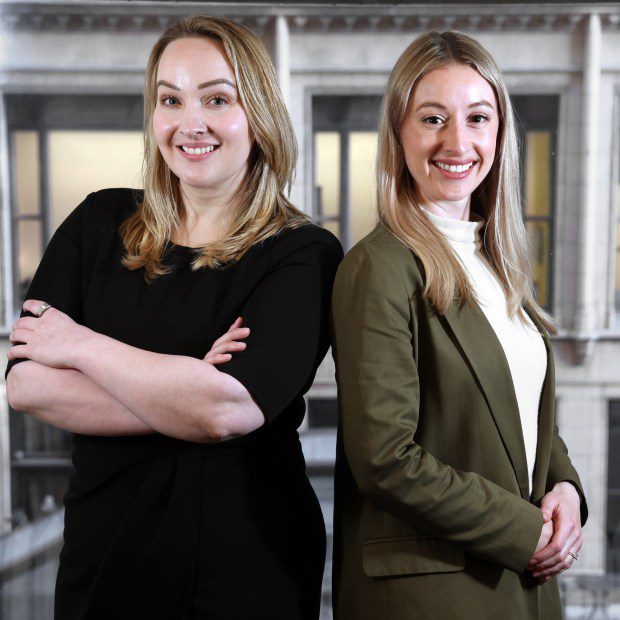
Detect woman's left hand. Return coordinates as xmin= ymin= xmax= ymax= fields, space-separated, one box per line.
xmin=528 ymin=481 xmax=583 ymax=582
xmin=8 ymin=299 xmax=90 ymax=369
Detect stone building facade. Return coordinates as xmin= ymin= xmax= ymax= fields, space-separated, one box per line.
xmin=0 ymin=2 xmax=619 ymax=616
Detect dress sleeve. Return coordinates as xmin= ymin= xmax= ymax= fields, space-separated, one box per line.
xmin=5 ymin=193 xmax=93 ymax=378
xmin=218 ymin=226 xmax=343 ymax=424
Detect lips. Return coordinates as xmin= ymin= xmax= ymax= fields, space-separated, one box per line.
xmin=431 ymin=159 xmax=478 ymax=179
xmin=433 ymin=160 xmax=475 ymax=173
xmin=180 ymin=145 xmax=216 ymax=155
xmin=176 ymin=144 xmax=220 ymax=159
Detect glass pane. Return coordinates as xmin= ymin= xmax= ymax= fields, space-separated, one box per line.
xmin=17 ymin=219 xmax=42 ymax=302
xmin=48 ymin=130 xmax=143 ymax=232
xmin=13 ymin=130 xmax=40 ymax=216
xmin=314 ymin=131 xmax=340 ymax=238
xmin=349 ymin=132 xmax=377 ymax=245
xmin=525 ymin=131 xmax=551 ymax=217
xmin=526 ymin=220 xmax=550 ymax=308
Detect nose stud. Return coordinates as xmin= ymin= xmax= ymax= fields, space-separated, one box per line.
xmin=183 ymin=129 xmax=204 ymax=141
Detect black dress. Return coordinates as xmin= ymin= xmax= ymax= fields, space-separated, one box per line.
xmin=6 ymin=188 xmax=343 ymax=620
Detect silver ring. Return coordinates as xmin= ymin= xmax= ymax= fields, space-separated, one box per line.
xmin=36 ymin=302 xmax=51 ymax=317
xmin=190 ymin=132 xmax=196 ymax=140
xmin=568 ymin=551 xmax=580 ymax=561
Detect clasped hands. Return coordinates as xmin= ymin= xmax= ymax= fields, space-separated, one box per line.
xmin=529 ymin=481 xmax=583 ymax=584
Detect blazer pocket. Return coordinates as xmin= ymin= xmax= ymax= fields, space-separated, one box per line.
xmin=362 ymin=535 xmax=465 ymax=578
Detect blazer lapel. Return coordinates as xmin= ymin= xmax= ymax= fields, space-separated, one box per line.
xmin=525 ymin=307 xmax=555 ymax=503
xmin=440 ymin=302 xmax=530 ymax=500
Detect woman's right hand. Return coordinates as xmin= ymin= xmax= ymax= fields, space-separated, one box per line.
xmin=534 ymin=516 xmax=553 ymax=555
xmin=204 ymin=317 xmax=250 ymax=365
xmin=530 ymin=514 xmax=553 ymax=584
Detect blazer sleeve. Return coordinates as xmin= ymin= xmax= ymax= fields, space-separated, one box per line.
xmin=332 ymin=238 xmax=544 ymax=573
xmin=546 ymin=425 xmax=588 ymax=526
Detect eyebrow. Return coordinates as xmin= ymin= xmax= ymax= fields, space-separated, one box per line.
xmin=414 ymin=100 xmax=495 ymax=112
xmin=156 ymin=79 xmax=236 ymax=91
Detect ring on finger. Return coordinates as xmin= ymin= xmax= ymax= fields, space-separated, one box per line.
xmin=36 ymin=302 xmax=52 ymax=317
xmin=568 ymin=551 xmax=580 ymax=561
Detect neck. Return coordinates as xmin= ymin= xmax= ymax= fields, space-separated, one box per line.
xmin=420 ymin=195 xmax=472 ymax=222
xmin=175 ymin=179 xmax=242 ymax=246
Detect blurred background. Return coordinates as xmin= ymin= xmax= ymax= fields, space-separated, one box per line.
xmin=0 ymin=1 xmax=619 ymax=618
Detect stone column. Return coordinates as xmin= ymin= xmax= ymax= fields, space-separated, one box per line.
xmin=274 ymin=15 xmax=290 ymax=105
xmin=574 ymin=13 xmax=601 ymax=343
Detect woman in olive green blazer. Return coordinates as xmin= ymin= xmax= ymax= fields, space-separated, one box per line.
xmin=332 ymin=31 xmax=587 ymax=620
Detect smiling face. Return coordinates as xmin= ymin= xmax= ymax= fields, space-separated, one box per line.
xmin=400 ymin=63 xmax=500 ymax=218
xmin=152 ymin=36 xmax=253 ymax=204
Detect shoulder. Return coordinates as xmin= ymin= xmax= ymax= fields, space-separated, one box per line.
xmin=261 ymin=223 xmax=344 ymax=268
xmin=272 ymin=222 xmax=342 ymax=251
xmin=337 ymin=224 xmax=423 ymax=291
xmin=88 ymin=187 xmax=142 ymax=224
xmin=59 ymin=188 xmax=141 ymax=236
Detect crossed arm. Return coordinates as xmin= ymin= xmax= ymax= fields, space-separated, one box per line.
xmin=7 ymin=301 xmax=259 ymax=443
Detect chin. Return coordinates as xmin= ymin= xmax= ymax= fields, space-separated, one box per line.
xmin=179 ymin=176 xmax=214 ymax=189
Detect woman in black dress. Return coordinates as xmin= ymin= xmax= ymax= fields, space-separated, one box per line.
xmin=6 ymin=16 xmax=342 ymax=620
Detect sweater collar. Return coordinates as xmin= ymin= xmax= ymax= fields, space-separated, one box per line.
xmin=422 ymin=207 xmax=484 ymax=244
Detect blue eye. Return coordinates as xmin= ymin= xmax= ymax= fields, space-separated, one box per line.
xmin=159 ymin=95 xmax=180 ymax=107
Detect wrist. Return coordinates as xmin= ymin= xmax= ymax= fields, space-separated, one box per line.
xmin=69 ymin=325 xmax=100 ymax=370
xmin=552 ymin=481 xmax=580 ymax=504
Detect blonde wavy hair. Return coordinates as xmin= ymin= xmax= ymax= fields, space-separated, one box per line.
xmin=121 ymin=15 xmax=308 ymax=278
xmin=378 ymin=30 xmax=554 ymax=332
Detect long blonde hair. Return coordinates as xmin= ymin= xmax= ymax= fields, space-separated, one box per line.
xmin=377 ymin=31 xmax=554 ymax=332
xmin=122 ymin=15 xmax=308 ymax=279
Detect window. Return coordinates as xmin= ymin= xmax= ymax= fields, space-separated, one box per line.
xmin=6 ymin=94 xmax=143 ymax=525
xmin=312 ymin=96 xmax=381 ymax=252
xmin=8 ymin=95 xmax=143 ymax=317
xmin=513 ymin=95 xmax=559 ymax=310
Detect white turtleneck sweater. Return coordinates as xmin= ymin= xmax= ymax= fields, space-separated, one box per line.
xmin=424 ymin=209 xmax=546 ymax=494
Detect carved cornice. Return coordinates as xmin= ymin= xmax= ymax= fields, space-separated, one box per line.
xmin=1 ymin=4 xmax=619 ymax=34
xmin=0 ymin=13 xmax=272 ymax=34
xmin=290 ymin=14 xmax=589 ymax=32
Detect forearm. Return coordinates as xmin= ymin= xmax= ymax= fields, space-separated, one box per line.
xmin=7 ymin=361 xmax=154 ymax=436
xmin=343 ymin=414 xmax=543 ymax=572
xmin=71 ymin=330 xmax=261 ymax=442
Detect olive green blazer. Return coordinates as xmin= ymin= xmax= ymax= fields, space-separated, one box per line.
xmin=331 ymin=225 xmax=587 ymax=620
